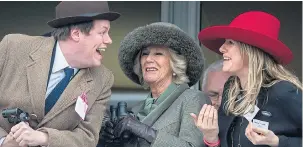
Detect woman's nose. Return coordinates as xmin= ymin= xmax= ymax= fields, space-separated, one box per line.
xmin=146 ymin=54 xmax=153 ymax=62
xmin=219 ymin=44 xmax=226 ymax=54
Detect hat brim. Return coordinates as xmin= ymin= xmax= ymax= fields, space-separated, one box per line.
xmin=47 ymin=12 xmax=120 ymax=28
xmin=198 ymin=26 xmax=293 ymax=64
xmin=118 ymin=22 xmax=204 ymax=87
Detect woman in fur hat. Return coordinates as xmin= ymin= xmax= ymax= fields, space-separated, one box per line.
xmin=195 ymin=11 xmax=302 ymax=147
xmin=101 ymin=22 xmax=209 ymax=147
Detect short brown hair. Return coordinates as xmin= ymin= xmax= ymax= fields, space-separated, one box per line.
xmin=51 ymin=21 xmax=94 ymax=41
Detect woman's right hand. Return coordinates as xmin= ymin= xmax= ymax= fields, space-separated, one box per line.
xmin=190 ymin=104 xmax=219 ymax=143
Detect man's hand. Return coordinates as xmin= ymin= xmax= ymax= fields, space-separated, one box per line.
xmin=245 ymin=122 xmax=279 ymax=147
xmin=10 ymin=122 xmax=49 ymax=147
xmin=1 ymin=133 xmax=20 ymax=147
xmin=190 ymin=104 xmax=219 ymax=143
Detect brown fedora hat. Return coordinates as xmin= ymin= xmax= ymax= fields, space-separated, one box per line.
xmin=47 ymin=1 xmax=120 ymax=28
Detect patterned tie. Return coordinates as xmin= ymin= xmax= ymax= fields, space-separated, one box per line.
xmin=45 ymin=67 xmax=74 ymax=114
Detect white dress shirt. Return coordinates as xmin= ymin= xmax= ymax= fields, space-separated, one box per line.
xmin=45 ymin=42 xmax=78 ymax=98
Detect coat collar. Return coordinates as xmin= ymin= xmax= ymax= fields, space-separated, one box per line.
xmin=132 ymin=84 xmax=189 ymax=126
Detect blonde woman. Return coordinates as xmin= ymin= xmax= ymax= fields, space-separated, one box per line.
xmin=193 ymin=11 xmax=302 ymax=147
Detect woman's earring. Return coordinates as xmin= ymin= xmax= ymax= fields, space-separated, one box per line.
xmin=173 ymin=73 xmax=176 ymax=76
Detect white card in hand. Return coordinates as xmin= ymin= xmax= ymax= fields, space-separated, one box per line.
xmin=252 ymin=119 xmax=269 ymax=130
xmin=75 ymin=96 xmax=88 ymax=120
xmin=243 ymin=105 xmax=260 ymax=122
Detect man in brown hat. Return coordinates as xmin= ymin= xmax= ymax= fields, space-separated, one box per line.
xmin=0 ymin=1 xmax=120 ymax=147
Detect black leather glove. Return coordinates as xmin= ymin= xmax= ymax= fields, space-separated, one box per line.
xmin=100 ymin=121 xmax=123 ymax=146
xmin=113 ymin=115 xmax=157 ymax=143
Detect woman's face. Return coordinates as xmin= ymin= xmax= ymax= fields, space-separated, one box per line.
xmin=140 ymin=46 xmax=173 ymax=86
xmin=219 ymin=39 xmax=248 ymax=74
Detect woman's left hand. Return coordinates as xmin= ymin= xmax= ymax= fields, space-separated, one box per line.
xmin=245 ymin=122 xmax=279 ymax=147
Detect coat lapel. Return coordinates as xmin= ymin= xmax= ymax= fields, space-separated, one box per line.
xmin=25 ymin=37 xmax=94 ymax=127
xmin=141 ymin=84 xmax=189 ymax=126
xmin=38 ymin=68 xmax=93 ymax=127
xmin=218 ymin=76 xmax=237 ymax=146
xmin=218 ymin=108 xmax=235 ymax=147
xmin=26 ymin=37 xmax=55 ymax=123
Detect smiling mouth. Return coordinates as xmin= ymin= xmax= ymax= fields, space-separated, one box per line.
xmin=223 ymin=57 xmax=231 ymax=61
xmin=146 ymin=67 xmax=158 ymax=72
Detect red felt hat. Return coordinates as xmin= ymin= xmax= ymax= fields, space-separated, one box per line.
xmin=198 ymin=11 xmax=293 ymax=64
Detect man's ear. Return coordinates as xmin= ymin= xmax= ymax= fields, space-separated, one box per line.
xmin=70 ymin=28 xmax=81 ymax=42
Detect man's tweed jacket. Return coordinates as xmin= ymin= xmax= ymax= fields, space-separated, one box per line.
xmin=0 ymin=34 xmax=113 ymax=147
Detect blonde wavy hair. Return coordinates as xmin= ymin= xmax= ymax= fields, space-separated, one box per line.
xmin=224 ymin=41 xmax=302 ymax=116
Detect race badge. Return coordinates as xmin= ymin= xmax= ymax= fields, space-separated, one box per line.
xmin=75 ymin=92 xmax=88 ymax=120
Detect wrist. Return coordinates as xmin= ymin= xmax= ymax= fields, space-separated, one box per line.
xmin=270 ymin=135 xmax=279 ymax=147
xmin=144 ymin=127 xmax=157 ymax=143
xmin=204 ymin=137 xmax=220 ymax=147
xmin=204 ymin=136 xmax=219 ymax=143
xmin=39 ymin=131 xmax=49 ymax=146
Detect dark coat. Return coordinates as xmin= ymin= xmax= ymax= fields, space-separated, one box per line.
xmin=218 ymin=77 xmax=302 ymax=147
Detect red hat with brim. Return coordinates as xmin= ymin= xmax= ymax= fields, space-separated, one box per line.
xmin=198 ymin=11 xmax=293 ymax=65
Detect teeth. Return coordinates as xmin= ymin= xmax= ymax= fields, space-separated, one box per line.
xmin=97 ymin=48 xmax=105 ymax=51
xmin=146 ymin=68 xmax=157 ymax=71
xmin=97 ymin=48 xmax=105 ymax=53
xmin=223 ymin=57 xmax=231 ymax=60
